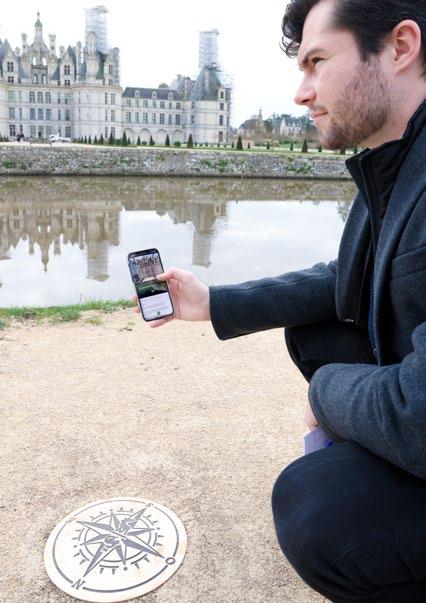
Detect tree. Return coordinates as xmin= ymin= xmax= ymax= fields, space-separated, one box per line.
xmin=247 ymin=142 xmax=251 ymax=149
xmin=290 ymin=140 xmax=294 ymax=152
xmin=339 ymin=147 xmax=346 ymax=155
xmin=301 ymin=138 xmax=308 ymax=153
xmin=231 ymin=142 xmax=235 ymax=148
xmin=99 ymin=134 xmax=104 ymax=145
xmin=84 ymin=136 xmax=87 ymax=144
xmin=109 ymin=132 xmax=114 ymax=145
xmin=88 ymin=135 xmax=92 ymax=144
xmin=93 ymin=135 xmax=98 ymax=145
xmin=122 ymin=132 xmax=128 ymax=146
xmin=236 ymin=135 xmax=243 ymax=150
xmin=165 ymin=134 xmax=170 ymax=147
xmin=266 ymin=141 xmax=270 ymax=150
xmin=317 ymin=144 xmax=322 ymax=153
xmin=187 ymin=134 xmax=193 ymax=148
xmin=353 ymin=146 xmax=358 ymax=154
xmin=149 ymin=135 xmax=155 ymax=146
xmin=137 ymin=136 xmax=141 ymax=146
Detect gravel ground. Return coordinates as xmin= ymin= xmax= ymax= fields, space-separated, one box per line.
xmin=0 ymin=311 xmax=326 ymax=603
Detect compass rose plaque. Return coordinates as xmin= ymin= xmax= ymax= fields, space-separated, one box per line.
xmin=44 ymin=497 xmax=187 ymax=602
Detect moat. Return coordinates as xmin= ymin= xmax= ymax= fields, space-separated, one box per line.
xmin=0 ymin=176 xmax=356 ymax=307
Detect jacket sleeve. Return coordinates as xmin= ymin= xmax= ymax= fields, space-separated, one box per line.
xmin=209 ymin=259 xmax=338 ymax=340
xmin=309 ymin=321 xmax=426 ymax=478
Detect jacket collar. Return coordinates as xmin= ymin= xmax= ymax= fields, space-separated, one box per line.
xmin=346 ymin=100 xmax=426 ymax=218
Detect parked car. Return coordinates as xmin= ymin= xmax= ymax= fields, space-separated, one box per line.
xmin=49 ymin=134 xmax=71 ymax=143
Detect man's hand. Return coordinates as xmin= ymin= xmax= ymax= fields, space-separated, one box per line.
xmin=133 ymin=267 xmax=210 ymax=328
xmin=304 ymin=401 xmax=320 ymax=432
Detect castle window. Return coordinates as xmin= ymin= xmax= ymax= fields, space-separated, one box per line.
xmin=135 ymin=113 xmax=139 ymax=123
xmin=64 ymin=79 xmax=71 ymax=87
xmin=152 ymin=100 xmax=156 ymax=108
xmin=160 ymin=101 xmax=165 ymax=109
xmin=64 ymin=65 xmax=70 ymax=75
xmin=220 ymin=91 xmax=224 ymax=99
xmin=169 ymin=101 xmax=172 ymax=109
xmin=135 ymin=90 xmax=140 ymax=98
xmin=126 ymin=112 xmax=131 ymax=122
xmin=9 ymin=125 xmax=16 ymax=137
xmin=143 ymin=100 xmax=148 ymax=108
xmin=220 ymin=102 xmax=224 ymax=111
xmin=9 ymin=108 xmax=15 ymax=119
xmin=7 ymin=61 xmax=14 ymax=72
xmin=126 ymin=98 xmax=131 ymax=107
xmin=37 ymin=92 xmax=43 ymax=103
xmin=105 ymin=92 xmax=108 ymax=104
xmin=151 ymin=113 xmax=156 ymax=124
xmin=57 ymin=94 xmax=61 ymax=104
xmin=168 ymin=92 xmax=173 ymax=100
xmin=65 ymin=109 xmax=70 ymax=121
xmin=219 ymin=131 xmax=224 ymax=142
xmin=8 ymin=90 xmax=16 ymax=101
xmin=111 ymin=93 xmax=116 ymax=105
xmin=105 ymin=109 xmax=108 ymax=121
xmin=151 ymin=91 xmax=157 ymax=98
xmin=42 ymin=74 xmax=47 ymax=84
xmin=65 ymin=126 xmax=71 ymax=138
xmin=38 ymin=108 xmax=44 ymax=120
xmin=135 ymin=99 xmax=139 ymax=107
xmin=19 ymin=108 xmax=23 ymax=119
xmin=58 ymin=109 xmax=61 ymax=120
xmin=111 ymin=109 xmax=115 ymax=122
xmin=8 ymin=76 xmax=14 ymax=83
xmin=30 ymin=125 xmax=36 ymax=137
xmin=219 ymin=115 xmax=224 ymax=126
xmin=143 ymin=113 xmax=148 ymax=123
xmin=159 ymin=113 xmax=165 ymax=124
xmin=45 ymin=92 xmax=51 ymax=103
xmin=30 ymin=108 xmax=36 ymax=120
xmin=176 ymin=102 xmax=181 ymax=110
xmin=191 ymin=115 xmax=194 ymax=124
xmin=108 ymin=64 xmax=113 ymax=75
xmin=111 ymin=127 xmax=115 ymax=138
xmin=108 ymin=79 xmax=113 ymax=86
xmin=65 ymin=93 xmax=71 ymax=105
xmin=46 ymin=109 xmax=51 ymax=120
xmin=175 ymin=114 xmax=181 ymax=125
xmin=33 ymin=74 xmax=38 ymax=84
xmin=105 ymin=126 xmax=108 ymax=138
xmin=168 ymin=114 xmax=172 ymax=125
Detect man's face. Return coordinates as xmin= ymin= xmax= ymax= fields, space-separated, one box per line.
xmin=294 ymin=0 xmax=391 ymax=149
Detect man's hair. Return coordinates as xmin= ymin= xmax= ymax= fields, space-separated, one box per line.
xmin=281 ymin=0 xmax=426 ymax=70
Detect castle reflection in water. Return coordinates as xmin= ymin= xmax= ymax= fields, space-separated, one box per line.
xmin=0 ymin=177 xmax=355 ymax=282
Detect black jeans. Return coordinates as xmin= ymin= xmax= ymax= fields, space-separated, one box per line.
xmin=272 ymin=320 xmax=426 ymax=602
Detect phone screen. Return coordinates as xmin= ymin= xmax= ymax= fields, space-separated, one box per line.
xmin=128 ymin=249 xmax=174 ymax=321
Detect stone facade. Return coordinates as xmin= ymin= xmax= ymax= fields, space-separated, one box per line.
xmin=0 ymin=146 xmax=350 ymax=179
xmin=0 ymin=10 xmax=231 ymax=144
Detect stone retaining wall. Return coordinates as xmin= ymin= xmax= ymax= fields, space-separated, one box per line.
xmin=0 ymin=144 xmax=351 ymax=179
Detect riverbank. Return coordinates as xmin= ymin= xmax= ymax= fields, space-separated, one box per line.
xmin=0 ymin=143 xmax=350 ymax=179
xmin=0 ymin=310 xmax=325 ymax=602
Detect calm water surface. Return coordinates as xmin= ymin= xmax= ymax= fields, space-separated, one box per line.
xmin=0 ymin=177 xmax=356 ymax=307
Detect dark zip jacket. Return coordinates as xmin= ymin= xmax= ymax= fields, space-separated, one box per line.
xmin=209 ymin=102 xmax=426 ymax=477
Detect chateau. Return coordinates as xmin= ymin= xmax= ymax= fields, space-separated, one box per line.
xmin=0 ymin=7 xmax=232 ymax=145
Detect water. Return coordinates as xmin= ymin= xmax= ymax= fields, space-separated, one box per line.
xmin=0 ymin=177 xmax=356 ymax=307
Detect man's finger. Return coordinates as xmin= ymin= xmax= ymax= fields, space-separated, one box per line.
xmin=156 ymin=267 xmax=189 ymax=282
xmin=147 ymin=316 xmax=173 ymax=328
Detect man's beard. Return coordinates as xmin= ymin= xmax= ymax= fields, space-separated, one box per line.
xmin=318 ymin=57 xmax=391 ymax=149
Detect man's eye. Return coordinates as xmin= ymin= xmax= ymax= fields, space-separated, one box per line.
xmin=311 ymin=57 xmax=323 ymax=65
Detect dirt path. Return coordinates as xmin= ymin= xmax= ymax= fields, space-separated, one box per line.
xmin=0 ymin=311 xmax=325 ymax=602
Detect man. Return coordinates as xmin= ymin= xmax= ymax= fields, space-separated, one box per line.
xmin=134 ymin=0 xmax=426 ymax=599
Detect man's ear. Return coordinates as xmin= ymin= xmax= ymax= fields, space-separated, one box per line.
xmin=388 ymin=19 xmax=422 ymax=75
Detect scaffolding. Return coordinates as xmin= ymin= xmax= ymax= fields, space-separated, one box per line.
xmin=199 ymin=29 xmax=219 ymax=69
xmin=85 ymin=5 xmax=108 ymax=54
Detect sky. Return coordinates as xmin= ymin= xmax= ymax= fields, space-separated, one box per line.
xmin=0 ymin=1 xmax=307 ymax=127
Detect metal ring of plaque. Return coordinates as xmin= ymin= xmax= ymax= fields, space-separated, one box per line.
xmin=44 ymin=497 xmax=187 ymax=602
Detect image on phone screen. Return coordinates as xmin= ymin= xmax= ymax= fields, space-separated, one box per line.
xmin=128 ymin=250 xmax=174 ymax=321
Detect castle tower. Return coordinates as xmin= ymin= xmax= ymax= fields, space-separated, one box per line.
xmin=199 ymin=29 xmax=219 ymax=69
xmin=85 ymin=5 xmax=108 ymax=54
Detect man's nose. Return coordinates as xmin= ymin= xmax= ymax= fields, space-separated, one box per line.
xmin=294 ymin=78 xmax=316 ymax=106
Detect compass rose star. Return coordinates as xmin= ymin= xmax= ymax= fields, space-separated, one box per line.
xmin=76 ymin=510 xmax=163 ymax=578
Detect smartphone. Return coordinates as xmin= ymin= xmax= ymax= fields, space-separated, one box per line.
xmin=128 ymin=248 xmax=174 ymax=321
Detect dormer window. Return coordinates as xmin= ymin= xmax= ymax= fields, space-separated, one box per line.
xmin=64 ymin=65 xmax=70 ymax=75
xmin=168 ymin=92 xmax=174 ymax=100
xmin=135 ymin=90 xmax=140 ymax=98
xmin=7 ymin=62 xmax=14 ymax=72
xmin=151 ymin=91 xmax=157 ymax=99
